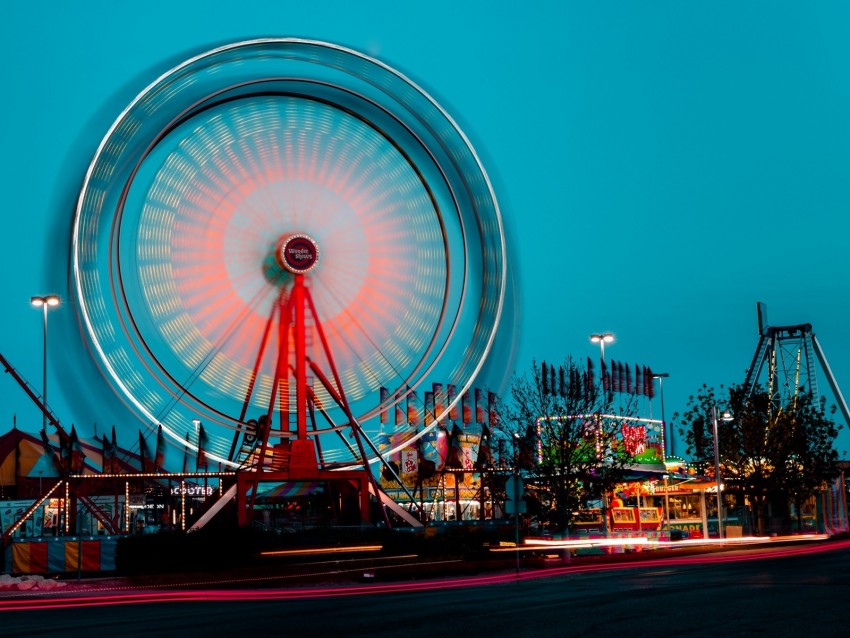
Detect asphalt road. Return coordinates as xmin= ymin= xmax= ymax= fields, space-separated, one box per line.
xmin=3 ymin=544 xmax=849 ymax=637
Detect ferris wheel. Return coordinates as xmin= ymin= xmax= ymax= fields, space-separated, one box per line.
xmin=72 ymin=39 xmax=506 ymax=471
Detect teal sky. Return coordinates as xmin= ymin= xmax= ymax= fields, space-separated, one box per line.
xmin=2 ymin=2 xmax=850 ymax=457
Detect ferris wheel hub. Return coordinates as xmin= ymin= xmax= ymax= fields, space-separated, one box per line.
xmin=276 ymin=233 xmax=320 ymax=274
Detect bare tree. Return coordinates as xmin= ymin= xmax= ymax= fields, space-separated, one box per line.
xmin=496 ymin=358 xmax=639 ymax=533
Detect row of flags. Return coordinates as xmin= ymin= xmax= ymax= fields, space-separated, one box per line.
xmin=540 ymin=360 xmax=657 ymax=400
xmin=377 ymin=385 xmax=501 ymax=484
xmin=379 ymin=385 xmax=499 ymax=428
xmin=38 ymin=424 xmax=210 ymax=476
xmin=39 ymin=426 xmax=86 ymax=474
xmin=136 ymin=424 xmax=210 ymax=473
xmin=540 ymin=361 xmax=595 ymax=402
xmin=601 ymin=360 xmax=657 ymax=399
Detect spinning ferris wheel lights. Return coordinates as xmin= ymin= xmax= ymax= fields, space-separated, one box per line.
xmin=73 ymin=39 xmax=506 ymax=495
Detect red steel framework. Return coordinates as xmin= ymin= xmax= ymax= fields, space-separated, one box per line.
xmin=229 ymin=234 xmax=392 ymax=528
xmin=0 ymin=260 xmax=400 ymax=540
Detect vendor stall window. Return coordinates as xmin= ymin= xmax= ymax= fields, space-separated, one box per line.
xmin=667 ymin=494 xmax=702 ymax=520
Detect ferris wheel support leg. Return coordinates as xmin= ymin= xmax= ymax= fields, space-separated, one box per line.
xmin=306 ymin=359 xmax=392 ymax=527
xmin=305 ymin=390 xmax=326 ymax=465
xmin=302 ymin=289 xmax=392 ymax=527
xmin=293 ymin=274 xmax=308 ymax=440
xmin=229 ymin=297 xmax=280 ymax=462
xmin=277 ymin=291 xmax=293 ymax=436
xmin=245 ymin=293 xmax=293 ymax=521
xmin=307 ymin=358 xmax=421 ymax=522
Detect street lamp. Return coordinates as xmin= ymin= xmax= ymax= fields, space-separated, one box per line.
xmin=589 ymin=333 xmax=614 ymax=536
xmin=511 ymin=432 xmax=521 ymax=574
xmin=711 ymin=405 xmax=733 ymax=540
xmin=589 ymin=333 xmax=614 ymax=365
xmin=652 ymin=373 xmax=670 ymax=457
xmin=30 ymin=295 xmax=60 ymax=430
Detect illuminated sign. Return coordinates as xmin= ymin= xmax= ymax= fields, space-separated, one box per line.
xmin=277 ymin=234 xmax=319 ymax=274
xmin=170 ymin=485 xmax=215 ymax=497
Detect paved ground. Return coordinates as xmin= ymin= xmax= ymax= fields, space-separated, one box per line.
xmin=2 ymin=537 xmax=850 ymax=637
xmin=0 ymin=534 xmax=836 ymax=595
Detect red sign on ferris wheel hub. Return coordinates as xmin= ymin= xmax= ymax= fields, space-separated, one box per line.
xmin=277 ymin=234 xmax=320 ymax=274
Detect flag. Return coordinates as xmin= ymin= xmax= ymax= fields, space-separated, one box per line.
xmin=424 ymin=391 xmax=435 ymax=425
xmin=420 ymin=426 xmax=448 ymax=472
xmin=635 ymin=364 xmax=643 ymax=396
xmin=407 ymin=390 xmax=419 ymax=426
xmin=645 ymin=367 xmax=655 ymax=399
xmin=59 ymin=430 xmax=70 ymax=473
xmin=101 ymin=433 xmax=109 ymax=473
xmin=379 ymin=387 xmax=389 ymax=424
xmin=138 ymin=430 xmax=153 ymax=472
xmin=461 ymin=390 xmax=472 ymax=425
xmin=101 ymin=433 xmax=113 ymax=474
xmin=394 ymin=390 xmax=405 ymax=427
xmin=475 ymin=388 xmax=486 ymax=423
xmin=445 ymin=423 xmax=465 ymax=469
xmin=517 ymin=425 xmax=537 ymax=469
xmin=182 ymin=432 xmax=191 ymax=473
xmin=558 ymin=366 xmax=566 ymax=398
xmin=448 ymin=384 xmax=460 ymax=421
xmin=100 ymin=426 xmax=120 ymax=474
xmin=433 ymin=383 xmax=445 ymax=420
xmin=196 ymin=425 xmax=208 ymax=471
xmin=626 ymin=364 xmax=633 ymax=394
xmin=40 ymin=428 xmax=61 ymax=470
xmin=69 ymin=425 xmax=85 ymax=473
xmin=378 ymin=433 xmax=400 ymax=483
xmin=601 ymin=359 xmax=610 ymax=392
xmin=155 ymin=425 xmax=166 ymax=471
xmin=488 ymin=391 xmax=499 ymax=429
xmin=541 ymin=361 xmax=549 ymax=394
xmin=476 ymin=423 xmax=494 ymax=470
xmin=610 ymin=361 xmax=617 ymax=393
xmin=569 ymin=365 xmax=579 ymax=401
xmin=446 ymin=422 xmax=481 ymax=472
xmin=585 ymin=357 xmax=595 ymax=401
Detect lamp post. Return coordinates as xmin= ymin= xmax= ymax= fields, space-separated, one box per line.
xmin=652 ymin=373 xmax=670 ymax=457
xmin=711 ymin=406 xmax=733 ymax=540
xmin=589 ymin=333 xmax=614 ymax=367
xmin=589 ymin=333 xmax=613 ymax=536
xmin=512 ymin=432 xmax=521 ymax=575
xmin=30 ymin=295 xmax=60 ymax=430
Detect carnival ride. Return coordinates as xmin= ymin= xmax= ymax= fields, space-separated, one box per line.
xmin=2 ymin=39 xmax=507 ymax=544
xmin=743 ymin=302 xmax=850 ymax=425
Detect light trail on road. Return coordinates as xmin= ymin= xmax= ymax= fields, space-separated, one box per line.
xmin=2 ymin=537 xmax=848 ymax=612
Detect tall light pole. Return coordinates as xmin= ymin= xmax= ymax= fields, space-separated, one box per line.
xmin=711 ymin=405 xmax=733 ymax=540
xmin=31 ymin=295 xmax=60 ymax=430
xmin=653 ymin=373 xmax=670 ymax=457
xmin=590 ymin=333 xmax=613 ymax=536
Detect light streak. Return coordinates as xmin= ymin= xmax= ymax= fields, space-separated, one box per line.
xmin=0 ymin=537 xmax=847 ymax=612
xmin=260 ymin=545 xmax=383 ymax=557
